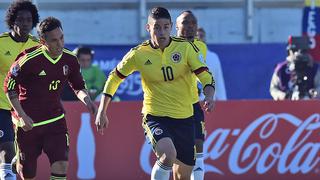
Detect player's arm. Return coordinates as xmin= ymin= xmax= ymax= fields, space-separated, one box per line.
xmin=68 ymin=58 xmax=97 ymax=115
xmin=76 ymin=89 xmax=97 ymax=115
xmin=188 ymin=42 xmax=215 ymax=112
xmin=4 ymin=62 xmax=33 ymax=131
xmin=95 ymin=49 xmax=137 ymax=134
xmin=195 ymin=67 xmax=215 ymax=112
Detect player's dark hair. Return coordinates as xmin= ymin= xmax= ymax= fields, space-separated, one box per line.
xmin=74 ymin=46 xmax=95 ymax=58
xmin=148 ymin=7 xmax=171 ymax=22
xmin=5 ymin=0 xmax=39 ymax=30
xmin=37 ymin=17 xmax=62 ymax=39
xmin=179 ymin=10 xmax=193 ymax=15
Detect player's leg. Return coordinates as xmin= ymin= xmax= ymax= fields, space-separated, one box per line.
xmin=171 ymin=116 xmax=195 ymax=180
xmin=0 ymin=110 xmax=16 ymax=180
xmin=142 ymin=114 xmax=175 ymax=180
xmin=43 ymin=119 xmax=69 ymax=180
xmin=50 ymin=161 xmax=68 ymax=180
xmin=15 ymin=127 xmax=42 ymax=180
xmin=173 ymin=159 xmax=193 ymax=180
xmin=191 ymin=102 xmax=205 ymax=180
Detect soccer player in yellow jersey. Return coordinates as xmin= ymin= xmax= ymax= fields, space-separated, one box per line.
xmin=176 ymin=10 xmax=210 ymax=180
xmin=0 ymin=1 xmax=39 ymax=179
xmin=96 ymin=7 xmax=215 ymax=180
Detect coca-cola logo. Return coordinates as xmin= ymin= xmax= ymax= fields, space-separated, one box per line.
xmin=139 ymin=113 xmax=320 ymax=175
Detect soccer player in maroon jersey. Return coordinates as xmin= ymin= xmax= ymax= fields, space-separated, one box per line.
xmin=4 ymin=17 xmax=97 ymax=180
xmin=0 ymin=1 xmax=39 ymax=180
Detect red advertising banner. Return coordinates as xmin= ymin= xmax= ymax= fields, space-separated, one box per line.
xmin=33 ymin=100 xmax=320 ymax=180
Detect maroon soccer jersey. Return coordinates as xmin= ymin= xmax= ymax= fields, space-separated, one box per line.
xmin=4 ymin=45 xmax=85 ymax=123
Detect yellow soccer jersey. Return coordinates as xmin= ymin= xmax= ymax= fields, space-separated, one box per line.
xmin=0 ymin=32 xmax=39 ymax=110
xmin=191 ymin=38 xmax=208 ymax=103
xmin=104 ymin=37 xmax=214 ymax=119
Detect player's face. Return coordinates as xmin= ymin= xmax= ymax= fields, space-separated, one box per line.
xmin=176 ymin=13 xmax=197 ymax=41
xmin=42 ymin=27 xmax=64 ymax=58
xmin=147 ymin=18 xmax=172 ymax=49
xmin=13 ymin=10 xmax=33 ymax=38
xmin=78 ymin=53 xmax=92 ymax=69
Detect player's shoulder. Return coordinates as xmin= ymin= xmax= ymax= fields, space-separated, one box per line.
xmin=194 ymin=38 xmax=206 ymax=47
xmin=0 ymin=32 xmax=10 ymax=44
xmin=0 ymin=32 xmax=9 ymax=39
xmin=132 ymin=40 xmax=150 ymax=51
xmin=23 ymin=45 xmax=42 ymax=55
xmin=63 ymin=48 xmax=77 ymax=59
xmin=172 ymin=36 xmax=200 ymax=53
xmin=17 ymin=45 xmax=43 ymax=67
xmin=27 ymin=34 xmax=39 ymax=43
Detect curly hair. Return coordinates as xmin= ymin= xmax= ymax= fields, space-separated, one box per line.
xmin=5 ymin=0 xmax=39 ymax=30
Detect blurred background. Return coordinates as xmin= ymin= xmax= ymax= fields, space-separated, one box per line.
xmin=0 ymin=0 xmax=315 ymax=100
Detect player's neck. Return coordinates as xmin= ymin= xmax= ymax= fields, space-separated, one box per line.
xmin=10 ymin=31 xmax=28 ymax=42
xmin=47 ymin=51 xmax=62 ymax=59
xmin=150 ymin=38 xmax=171 ymax=51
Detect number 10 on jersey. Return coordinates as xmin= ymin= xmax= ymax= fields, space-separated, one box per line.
xmin=161 ymin=66 xmax=174 ymax=81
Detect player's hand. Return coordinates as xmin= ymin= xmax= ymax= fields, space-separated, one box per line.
xmin=16 ymin=161 xmax=24 ymax=180
xmin=20 ymin=115 xmax=33 ymax=131
xmin=95 ymin=110 xmax=108 ymax=135
xmin=203 ymin=97 xmax=215 ymax=112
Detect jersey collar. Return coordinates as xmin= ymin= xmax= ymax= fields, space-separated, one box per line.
xmin=41 ymin=45 xmax=63 ymax=64
xmin=149 ymin=37 xmax=172 ymax=50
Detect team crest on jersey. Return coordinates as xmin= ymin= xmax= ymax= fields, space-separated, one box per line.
xmin=11 ymin=64 xmax=20 ymax=77
xmin=63 ymin=65 xmax=69 ymax=76
xmin=171 ymin=52 xmax=181 ymax=63
xmin=154 ymin=128 xmax=163 ymax=136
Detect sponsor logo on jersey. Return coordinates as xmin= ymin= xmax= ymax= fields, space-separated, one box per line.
xmin=0 ymin=130 xmax=4 ymax=138
xmin=171 ymin=52 xmax=181 ymax=63
xmin=144 ymin=59 xmax=152 ymax=65
xmin=38 ymin=70 xmax=46 ymax=76
xmin=63 ymin=65 xmax=69 ymax=76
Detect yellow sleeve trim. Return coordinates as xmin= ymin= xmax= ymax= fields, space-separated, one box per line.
xmin=18 ymin=48 xmax=43 ymax=67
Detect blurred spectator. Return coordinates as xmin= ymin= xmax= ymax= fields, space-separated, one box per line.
xmin=270 ymin=36 xmax=320 ymax=100
xmin=197 ymin=27 xmax=227 ymax=100
xmin=62 ymin=46 xmax=106 ymax=100
xmin=75 ymin=46 xmax=106 ymax=100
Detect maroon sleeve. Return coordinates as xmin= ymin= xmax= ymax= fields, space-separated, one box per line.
xmin=3 ymin=61 xmax=24 ymax=94
xmin=68 ymin=58 xmax=86 ymax=91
